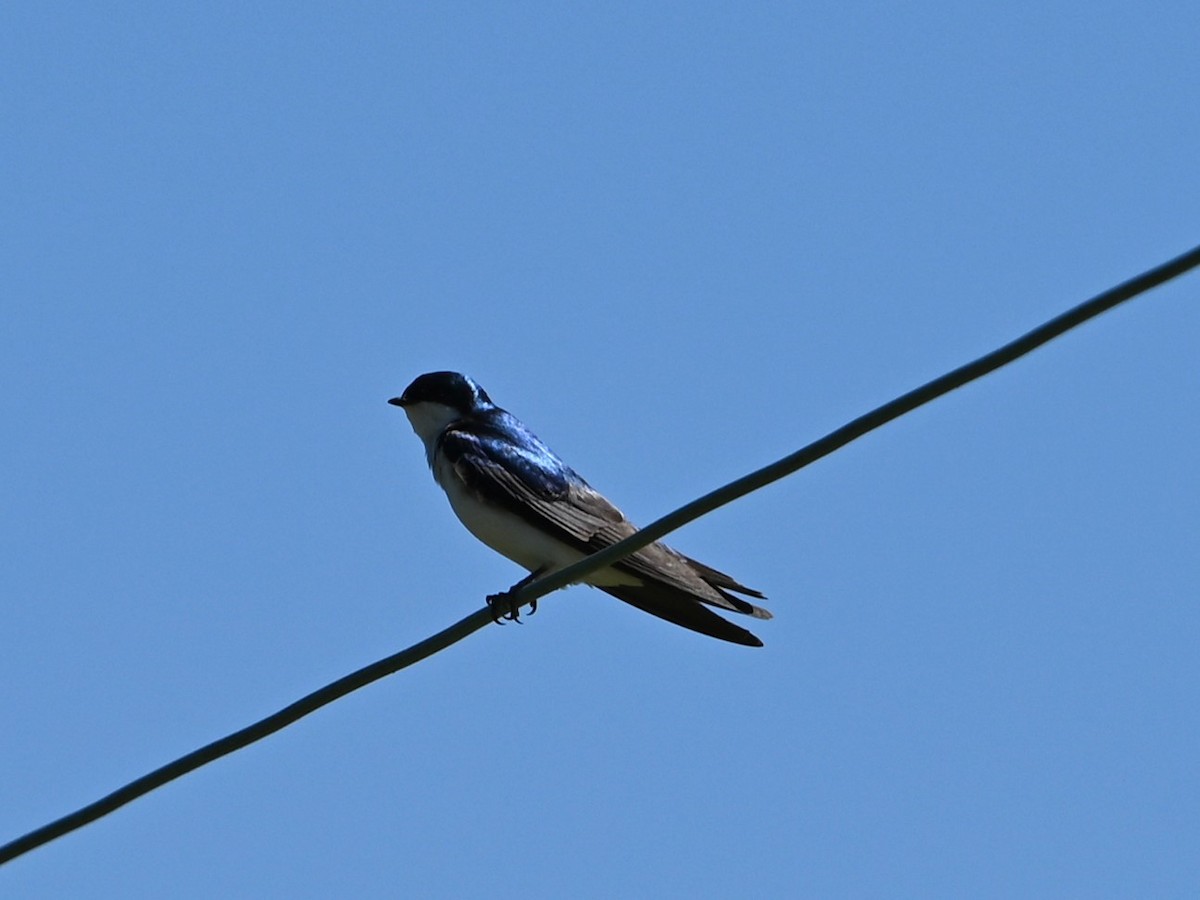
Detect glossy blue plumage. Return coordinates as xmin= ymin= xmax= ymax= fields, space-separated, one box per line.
xmin=439 ymin=408 xmax=577 ymax=503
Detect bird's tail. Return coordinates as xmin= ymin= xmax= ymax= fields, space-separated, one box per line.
xmin=600 ymin=584 xmax=765 ymax=647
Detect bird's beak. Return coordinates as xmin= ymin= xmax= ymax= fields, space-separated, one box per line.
xmin=387 ymin=397 xmax=406 ymax=408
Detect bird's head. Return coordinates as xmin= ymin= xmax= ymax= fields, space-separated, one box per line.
xmin=389 ymin=371 xmax=493 ymax=444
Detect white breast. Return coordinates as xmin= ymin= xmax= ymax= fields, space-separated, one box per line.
xmin=434 ymin=454 xmax=640 ymax=588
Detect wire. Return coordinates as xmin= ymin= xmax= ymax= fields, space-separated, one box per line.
xmin=2 ymin=243 xmax=1197 ymax=866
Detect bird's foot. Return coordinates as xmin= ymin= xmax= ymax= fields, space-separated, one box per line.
xmin=486 ymin=590 xmax=521 ymax=624
xmin=485 ymin=568 xmax=546 ymax=625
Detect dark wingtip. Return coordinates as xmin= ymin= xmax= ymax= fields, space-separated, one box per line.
xmin=602 ymin=585 xmax=766 ymax=647
xmin=720 ymin=592 xmax=774 ymax=620
xmin=682 ymin=555 xmax=768 ymax=601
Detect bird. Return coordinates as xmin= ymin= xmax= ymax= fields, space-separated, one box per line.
xmin=388 ymin=371 xmax=772 ymax=647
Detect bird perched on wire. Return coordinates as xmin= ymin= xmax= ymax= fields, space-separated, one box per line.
xmin=389 ymin=371 xmax=771 ymax=647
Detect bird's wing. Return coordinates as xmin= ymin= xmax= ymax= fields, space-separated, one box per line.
xmin=439 ymin=427 xmax=768 ymax=619
xmin=438 ymin=426 xmax=629 ymax=544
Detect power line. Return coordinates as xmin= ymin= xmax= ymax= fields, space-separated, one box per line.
xmin=2 ymin=243 xmax=1197 ymax=866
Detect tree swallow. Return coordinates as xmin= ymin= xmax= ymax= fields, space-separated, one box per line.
xmin=389 ymin=371 xmax=771 ymax=647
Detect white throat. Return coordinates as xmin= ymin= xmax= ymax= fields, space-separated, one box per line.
xmin=403 ymin=400 xmax=463 ymax=450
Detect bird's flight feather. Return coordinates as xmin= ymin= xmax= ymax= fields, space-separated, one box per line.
xmin=437 ymin=414 xmax=771 ymax=643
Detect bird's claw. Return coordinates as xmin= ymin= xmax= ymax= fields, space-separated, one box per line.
xmin=486 ymin=591 xmax=520 ymax=624
xmin=486 ymin=569 xmax=545 ymax=626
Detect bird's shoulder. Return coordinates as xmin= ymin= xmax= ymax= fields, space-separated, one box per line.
xmin=438 ymin=411 xmax=573 ymax=494
xmin=438 ymin=411 xmax=628 ymax=531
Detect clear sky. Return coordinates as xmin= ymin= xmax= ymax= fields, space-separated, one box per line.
xmin=2 ymin=2 xmax=1197 ymax=896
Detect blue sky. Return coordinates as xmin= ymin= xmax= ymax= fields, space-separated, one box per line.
xmin=2 ymin=2 xmax=1197 ymax=896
